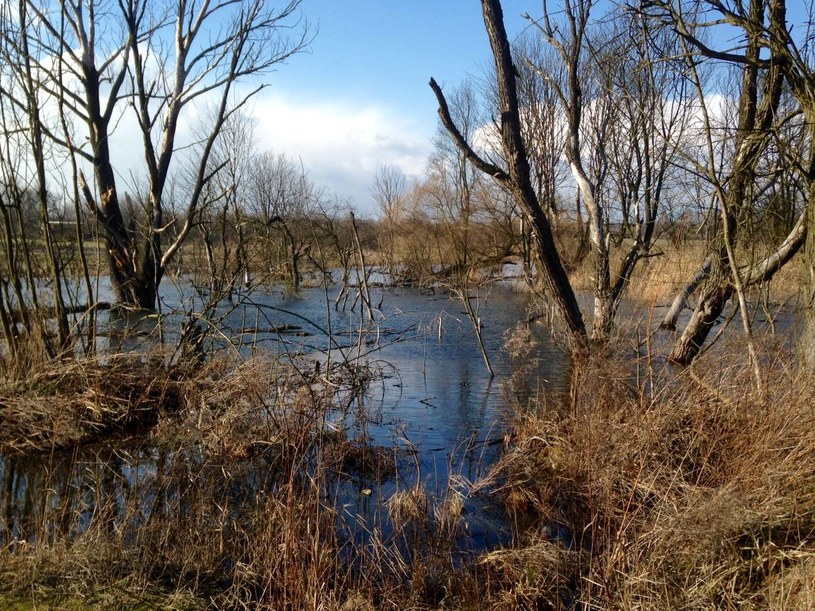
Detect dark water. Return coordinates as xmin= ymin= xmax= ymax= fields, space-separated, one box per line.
xmin=4 ymin=269 xmax=800 ymax=562
xmin=1 ymin=277 xmax=571 ymax=558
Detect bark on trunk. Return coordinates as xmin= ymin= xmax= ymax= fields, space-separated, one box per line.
xmin=669 ymin=209 xmax=806 ymax=365
xmin=661 ymin=255 xmax=712 ymax=330
xmin=669 ymin=283 xmax=733 ymax=365
xmin=430 ymin=0 xmax=588 ymax=351
xmin=79 ymin=173 xmax=158 ymax=310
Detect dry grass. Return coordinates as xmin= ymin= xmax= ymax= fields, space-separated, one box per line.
xmin=0 ymin=353 xmax=194 ymax=453
xmin=566 ymin=236 xmax=806 ymax=307
xmin=6 ymin=346 xmax=815 ymax=609
xmin=0 ymin=351 xmax=350 ymax=608
xmin=482 ymin=333 xmax=815 ymax=609
xmin=628 ymin=238 xmax=710 ymax=304
xmin=0 ymin=348 xmax=495 ymax=609
xmin=566 ymin=237 xmax=710 ymax=303
xmin=3 ymin=295 xmax=814 ymax=608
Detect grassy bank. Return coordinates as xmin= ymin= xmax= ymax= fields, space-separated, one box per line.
xmin=2 ymin=298 xmax=813 ymax=608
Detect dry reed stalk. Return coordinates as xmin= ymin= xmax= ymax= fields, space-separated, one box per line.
xmin=484 ymin=332 xmax=815 ymax=609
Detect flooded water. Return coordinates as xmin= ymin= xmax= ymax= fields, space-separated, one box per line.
xmin=0 ymin=276 xmax=572 ymax=559
xmin=4 ymin=267 xmax=799 ymax=566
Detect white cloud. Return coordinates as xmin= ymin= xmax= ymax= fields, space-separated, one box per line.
xmin=29 ymin=84 xmax=432 ymax=217
xmin=250 ymin=92 xmax=432 ymax=213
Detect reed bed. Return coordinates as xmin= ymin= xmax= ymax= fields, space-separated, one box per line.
xmin=3 ymin=314 xmax=815 ymax=609
xmin=483 ymin=334 xmax=815 ymax=609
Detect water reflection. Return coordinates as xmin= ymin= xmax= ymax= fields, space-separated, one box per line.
xmin=2 ymin=281 xmax=571 ymax=556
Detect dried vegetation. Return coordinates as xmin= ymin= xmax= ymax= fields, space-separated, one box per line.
xmin=483 ymin=334 xmax=815 ymax=609
xmin=0 ymin=346 xmax=492 ymax=609
xmin=3 ymin=310 xmax=815 ymax=609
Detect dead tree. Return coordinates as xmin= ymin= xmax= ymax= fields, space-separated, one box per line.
xmin=430 ymin=0 xmax=588 ymax=352
xmin=3 ymin=0 xmax=308 ymax=310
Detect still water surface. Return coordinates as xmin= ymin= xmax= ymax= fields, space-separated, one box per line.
xmin=1 ymin=278 xmax=571 ymax=555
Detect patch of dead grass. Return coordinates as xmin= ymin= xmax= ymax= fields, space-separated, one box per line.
xmin=485 ymin=339 xmax=815 ymax=609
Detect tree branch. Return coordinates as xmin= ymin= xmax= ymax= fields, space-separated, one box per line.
xmin=428 ymin=77 xmax=509 ymax=182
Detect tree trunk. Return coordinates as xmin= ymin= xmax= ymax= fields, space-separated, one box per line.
xmin=661 ymin=255 xmax=713 ymax=330
xmin=79 ymin=173 xmax=156 ymax=309
xmin=669 ymin=283 xmax=733 ymax=365
xmin=802 ymin=181 xmax=815 ymax=367
xmin=430 ymin=0 xmax=588 ymax=351
xmin=670 ymin=209 xmax=806 ymax=365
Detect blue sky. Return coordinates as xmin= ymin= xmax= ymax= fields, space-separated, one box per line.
xmin=246 ymin=1 xmax=814 ymax=215
xmin=250 ymin=1 xmax=535 ymax=214
xmin=286 ymin=1 xmax=532 ymax=109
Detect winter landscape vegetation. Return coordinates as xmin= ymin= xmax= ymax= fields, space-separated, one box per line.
xmin=1 ymin=0 xmax=815 ymax=608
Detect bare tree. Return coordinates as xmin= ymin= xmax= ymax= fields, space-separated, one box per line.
xmin=1 ymin=0 xmax=309 ymax=310
xmin=522 ymin=1 xmax=690 ymax=341
xmin=308 ymin=197 xmax=356 ymax=309
xmin=422 ymin=79 xmax=498 ymax=375
xmin=0 ymin=3 xmax=77 ymax=356
xmin=430 ymin=0 xmax=588 ymax=351
xmin=247 ymin=151 xmax=315 ymax=293
xmin=191 ymin=106 xmax=256 ymax=299
xmin=645 ymin=0 xmax=810 ymax=366
xmin=516 ymin=37 xmax=585 ymax=273
xmin=387 ymin=183 xmax=443 ymax=284
xmin=371 ymin=165 xmax=407 ymax=280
